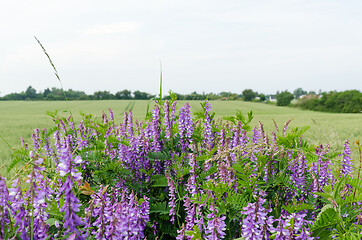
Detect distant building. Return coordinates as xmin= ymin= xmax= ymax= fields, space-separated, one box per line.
xmin=268 ymin=95 xmax=277 ymax=102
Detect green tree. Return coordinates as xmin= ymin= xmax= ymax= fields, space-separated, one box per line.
xmin=293 ymin=88 xmax=307 ymax=99
xmin=133 ymin=90 xmax=154 ymax=100
xmin=43 ymin=88 xmax=51 ymax=98
xmin=25 ymin=86 xmax=37 ymax=100
xmin=93 ymin=91 xmax=114 ymax=100
xmin=242 ymin=89 xmax=258 ymax=101
xmin=276 ymin=91 xmax=294 ymax=106
xmin=115 ymin=90 xmax=132 ymax=99
xmin=259 ymin=94 xmax=266 ymax=102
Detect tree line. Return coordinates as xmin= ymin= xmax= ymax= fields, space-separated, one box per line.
xmin=0 ymin=86 xmax=268 ymax=101
xmin=1 ymin=86 xmax=361 ymax=113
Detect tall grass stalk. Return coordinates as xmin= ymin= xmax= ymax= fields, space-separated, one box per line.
xmin=159 ymin=60 xmax=163 ymax=101
xmin=34 ymin=36 xmax=73 ymax=118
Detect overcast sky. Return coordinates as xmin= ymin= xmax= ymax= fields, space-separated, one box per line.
xmin=1 ymin=0 xmax=362 ymax=96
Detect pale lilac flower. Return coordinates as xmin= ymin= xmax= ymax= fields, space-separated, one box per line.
xmin=205 ymin=205 xmax=226 ymax=240
xmin=341 ymin=140 xmax=353 ymax=176
xmin=271 ymin=213 xmax=314 ymax=240
xmin=184 ymin=196 xmax=195 ymax=231
xmin=32 ymin=128 xmax=41 ymax=152
xmin=240 ymin=196 xmax=274 ymax=239
xmin=0 ymin=177 xmax=11 ymax=238
xmin=127 ymin=110 xmax=134 ymax=136
xmin=252 ymin=126 xmax=261 ymax=144
xmin=204 ymin=100 xmax=213 ymax=148
xmin=165 ymin=171 xmax=177 ymax=224
xmin=109 ymin=108 xmax=114 ymax=122
xmin=283 ymin=120 xmax=292 ymax=136
xmin=113 ymin=191 xmax=150 ymax=239
xmin=164 ymin=101 xmax=172 ymax=139
xmin=178 ymin=103 xmax=194 ymax=151
xmin=151 ymin=105 xmax=161 ymax=151
xmin=57 ymin=143 xmax=84 ymax=237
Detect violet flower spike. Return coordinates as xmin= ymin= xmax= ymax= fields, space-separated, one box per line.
xmin=205 ymin=205 xmax=227 ymax=240
xmin=165 ymin=172 xmax=177 ymax=224
xmin=57 ymin=145 xmax=84 ymax=238
xmin=204 ymin=100 xmax=213 ymax=148
xmin=164 ymin=101 xmax=172 ymax=139
xmin=240 ymin=196 xmax=274 ymax=240
xmin=341 ymin=139 xmax=353 ymax=176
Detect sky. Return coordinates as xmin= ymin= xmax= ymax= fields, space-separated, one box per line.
xmin=1 ymin=0 xmax=362 ymax=97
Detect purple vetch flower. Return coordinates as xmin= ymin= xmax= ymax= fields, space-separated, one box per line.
xmin=127 ymin=110 xmax=134 ymax=136
xmin=316 ymin=145 xmax=333 ymax=189
xmin=54 ymin=128 xmax=62 ymax=154
xmin=151 ymin=105 xmax=162 ymax=152
xmin=218 ymin=162 xmax=232 ymax=184
xmin=240 ymin=196 xmax=274 ymax=240
xmin=139 ymin=195 xmax=150 ymax=231
xmin=259 ymin=121 xmax=268 ymax=145
xmin=271 ymin=131 xmax=277 ymax=144
xmin=341 ymin=140 xmax=353 ymax=176
xmin=176 ymin=225 xmax=188 ymax=240
xmin=28 ymin=158 xmax=53 ymax=239
xmin=205 ymin=205 xmax=227 ymax=240
xmin=187 ymin=146 xmax=198 ymax=196
xmin=68 ymin=116 xmax=75 ymax=132
xmin=151 ymin=221 xmax=158 ymax=236
xmin=178 ymin=103 xmax=194 ymax=152
xmin=109 ymin=108 xmax=114 ymax=122
xmin=20 ymin=137 xmax=25 ymax=147
xmin=219 ymin=129 xmax=226 ymax=148
xmin=7 ymin=178 xmax=29 ymax=239
xmin=122 ymin=111 xmax=128 ymax=134
xmin=290 ymin=154 xmax=307 ymax=195
xmin=32 ymin=180 xmax=53 ymax=239
xmin=59 ymin=119 xmax=67 ymax=132
xmin=75 ymin=122 xmax=88 ymax=150
xmin=184 ymin=196 xmax=196 ymax=232
xmin=309 ymin=145 xmax=334 ymax=193
xmin=231 ymin=123 xmax=241 ymax=148
xmin=272 ymin=217 xmax=290 ymax=240
xmin=32 ymin=128 xmax=41 ymax=152
xmin=283 ymin=119 xmax=292 ymax=137
xmin=113 ymin=191 xmax=150 ymax=239
xmin=165 ymin=171 xmax=177 ymax=224
xmin=88 ymin=186 xmax=114 ymax=239
xmin=164 ymin=101 xmax=172 ymax=139
xmin=252 ymin=126 xmax=261 ymax=144
xmin=57 ymin=144 xmax=84 ymax=238
xmin=271 ymin=213 xmax=314 ymax=240
xmin=102 ymin=111 xmax=108 ymax=124
xmin=42 ymin=129 xmax=53 ymax=158
xmin=204 ymin=100 xmax=214 ymax=148
xmin=0 ymin=176 xmax=12 ymax=238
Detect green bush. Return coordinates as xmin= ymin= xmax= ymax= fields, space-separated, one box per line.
xmin=276 ymin=91 xmax=294 ymax=106
xmin=296 ymin=90 xmax=362 ymax=113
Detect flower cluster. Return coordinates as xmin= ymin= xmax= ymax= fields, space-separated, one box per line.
xmin=0 ymin=100 xmax=359 ymax=239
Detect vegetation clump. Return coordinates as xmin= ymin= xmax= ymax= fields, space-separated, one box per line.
xmin=296 ymin=90 xmax=362 ymax=113
xmin=0 ymin=99 xmax=362 ymax=239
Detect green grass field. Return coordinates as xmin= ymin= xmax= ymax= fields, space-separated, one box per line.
xmin=1 ymin=100 xmax=361 ymax=176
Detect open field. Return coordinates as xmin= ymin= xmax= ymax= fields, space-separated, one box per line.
xmin=1 ymin=100 xmax=361 ymax=176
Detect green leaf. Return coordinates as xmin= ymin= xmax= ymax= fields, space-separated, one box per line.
xmin=46 ymin=218 xmax=62 ymax=227
xmin=151 ymin=174 xmax=168 ymax=187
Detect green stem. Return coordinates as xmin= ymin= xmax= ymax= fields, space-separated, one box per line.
xmin=0 ymin=134 xmax=14 ymax=151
